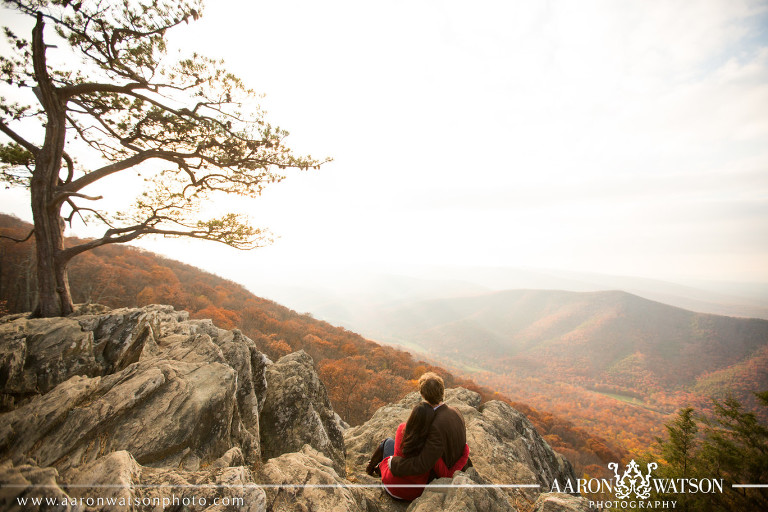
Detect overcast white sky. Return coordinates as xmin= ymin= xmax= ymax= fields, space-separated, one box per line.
xmin=2 ymin=0 xmax=768 ymax=286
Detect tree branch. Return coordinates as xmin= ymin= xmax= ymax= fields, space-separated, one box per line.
xmin=59 ymin=226 xmax=147 ymax=263
xmin=60 ymin=149 xmax=192 ymax=193
xmin=0 ymin=228 xmax=34 ymax=243
xmin=51 ymin=190 xmax=104 ymax=209
xmin=0 ymin=120 xmax=40 ymax=155
xmin=61 ymin=151 xmax=74 ymax=182
xmin=59 ymin=222 xmax=264 ymax=264
xmin=59 ymin=81 xmax=144 ymax=99
xmin=32 ymin=12 xmax=58 ymax=118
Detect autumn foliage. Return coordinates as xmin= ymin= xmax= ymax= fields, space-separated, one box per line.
xmin=0 ymin=213 xmax=625 ymax=476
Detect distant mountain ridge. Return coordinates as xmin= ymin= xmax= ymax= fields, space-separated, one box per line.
xmin=252 ymin=265 xmax=768 ymax=324
xmin=360 ymin=288 xmax=768 ymax=396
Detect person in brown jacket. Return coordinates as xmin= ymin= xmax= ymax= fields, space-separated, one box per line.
xmin=388 ymin=372 xmax=472 ymax=479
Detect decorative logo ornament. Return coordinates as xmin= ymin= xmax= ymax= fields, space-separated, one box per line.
xmin=608 ymin=459 xmax=658 ymax=500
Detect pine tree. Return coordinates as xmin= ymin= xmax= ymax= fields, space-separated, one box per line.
xmin=651 ymin=407 xmax=706 ymax=512
xmin=0 ymin=0 xmax=329 ymax=317
xmin=661 ymin=407 xmax=698 ymax=479
xmin=651 ymin=393 xmax=768 ymax=512
xmin=699 ymin=391 xmax=768 ymax=511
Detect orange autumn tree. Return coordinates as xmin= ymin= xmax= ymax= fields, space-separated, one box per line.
xmin=0 ymin=0 xmax=328 ymax=317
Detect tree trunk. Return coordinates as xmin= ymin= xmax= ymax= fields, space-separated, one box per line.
xmin=30 ymin=190 xmax=72 ymax=317
xmin=31 ymin=130 xmax=73 ymax=316
xmin=29 ymin=111 xmax=72 ymax=316
xmin=30 ymin=13 xmax=72 ymax=317
xmin=23 ymin=256 xmax=35 ymax=312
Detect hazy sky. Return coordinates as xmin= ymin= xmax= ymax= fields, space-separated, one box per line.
xmin=2 ymin=0 xmax=768 ymax=285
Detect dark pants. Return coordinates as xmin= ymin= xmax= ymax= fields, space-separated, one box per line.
xmin=381 ymin=437 xmax=395 ymax=459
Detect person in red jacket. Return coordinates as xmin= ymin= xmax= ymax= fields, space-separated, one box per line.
xmin=365 ymin=373 xmax=471 ymax=501
xmin=377 ymin=402 xmax=470 ymax=500
xmin=389 ymin=373 xmax=472 ymax=478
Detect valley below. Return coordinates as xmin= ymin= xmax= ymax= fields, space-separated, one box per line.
xmin=278 ymin=283 xmax=768 ymax=458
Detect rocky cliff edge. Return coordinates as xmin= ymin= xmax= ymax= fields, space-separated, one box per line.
xmin=0 ymin=305 xmax=595 ymax=511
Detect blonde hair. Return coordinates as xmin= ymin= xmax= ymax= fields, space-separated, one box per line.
xmin=418 ymin=372 xmax=445 ymax=405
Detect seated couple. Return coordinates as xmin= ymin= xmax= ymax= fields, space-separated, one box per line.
xmin=365 ymin=373 xmax=472 ymax=501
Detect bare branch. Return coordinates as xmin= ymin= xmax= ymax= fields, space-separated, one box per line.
xmin=66 ymin=192 xmax=103 ymax=201
xmin=63 ymin=197 xmax=85 ymax=226
xmin=0 ymin=120 xmax=40 ymax=156
xmin=0 ymin=228 xmax=34 ymax=243
xmin=59 ymin=225 xmax=147 ymax=263
xmin=32 ymin=13 xmax=59 ymax=116
xmin=59 ymin=81 xmax=145 ymax=100
xmin=59 ymin=219 xmax=266 ymax=264
xmin=61 ymin=149 xmax=188 ymax=193
xmin=69 ymin=206 xmax=116 ymax=229
xmin=62 ymin=151 xmax=74 ymax=183
xmin=52 ymin=190 xmax=104 ymax=208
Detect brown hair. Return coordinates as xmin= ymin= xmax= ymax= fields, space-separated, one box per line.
xmin=418 ymin=372 xmax=444 ymax=405
xmin=401 ymin=402 xmax=435 ymax=458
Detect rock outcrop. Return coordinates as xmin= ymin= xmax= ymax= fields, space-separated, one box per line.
xmin=0 ymin=305 xmax=597 ymax=512
xmin=0 ymin=305 xmax=264 ymax=471
xmin=260 ymin=445 xmax=362 ymax=511
xmin=0 ymin=459 xmax=73 ymax=512
xmin=0 ymin=304 xmax=178 ymax=405
xmin=259 ymin=350 xmax=347 ymax=476
xmin=0 ymin=359 xmax=239 ymax=471
xmin=406 ymin=469 xmax=513 ymax=512
xmin=64 ymin=450 xmax=267 ymax=512
xmin=532 ymin=493 xmax=599 ymax=512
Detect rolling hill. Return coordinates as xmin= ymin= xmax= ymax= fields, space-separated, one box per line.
xmin=342 ymin=288 xmax=768 ymax=452
xmin=254 ymin=265 xmax=768 ymax=323
xmin=357 ymin=289 xmax=768 ymax=396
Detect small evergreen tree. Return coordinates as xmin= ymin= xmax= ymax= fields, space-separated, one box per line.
xmin=651 ymin=407 xmax=706 ymax=512
xmin=699 ymin=391 xmax=768 ymax=511
xmin=661 ymin=407 xmax=698 ymax=479
xmin=651 ymin=393 xmax=768 ymax=512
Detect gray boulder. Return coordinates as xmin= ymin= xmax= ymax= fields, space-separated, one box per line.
xmin=79 ymin=304 xmax=183 ymax=373
xmin=260 ymin=445 xmax=361 ymax=512
xmin=406 ymin=469 xmax=512 ymax=512
xmin=142 ymin=322 xmax=267 ymax=460
xmin=533 ymin=492 xmax=599 ymax=512
xmin=0 ymin=305 xmax=272 ymax=469
xmin=0 ymin=459 xmax=74 ymax=511
xmin=0 ymin=358 xmax=238 ymax=471
xmin=468 ymin=400 xmax=576 ymax=503
xmin=0 ymin=304 xmax=186 ymax=407
xmin=0 ymin=315 xmax=100 ymax=403
xmin=65 ymin=450 xmax=267 ymax=511
xmin=259 ymin=351 xmax=346 ymax=475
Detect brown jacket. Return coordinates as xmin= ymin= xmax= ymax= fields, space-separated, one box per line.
xmin=389 ymin=403 xmax=470 ymax=477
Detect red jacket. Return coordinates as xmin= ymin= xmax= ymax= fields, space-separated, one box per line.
xmin=379 ymin=422 xmax=470 ymax=501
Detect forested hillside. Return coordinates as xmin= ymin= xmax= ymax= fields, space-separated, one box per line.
xmin=363 ymin=289 xmax=768 ymax=452
xmin=0 ymin=213 xmax=623 ymax=477
xmin=364 ymin=289 xmax=768 ymax=392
